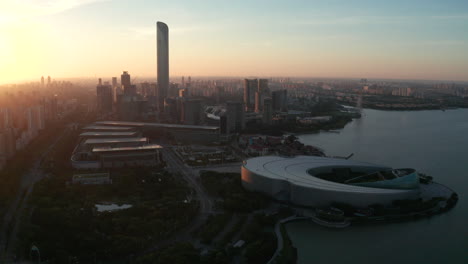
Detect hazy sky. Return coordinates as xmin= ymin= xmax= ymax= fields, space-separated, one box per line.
xmin=1 ymin=0 xmax=468 ymax=84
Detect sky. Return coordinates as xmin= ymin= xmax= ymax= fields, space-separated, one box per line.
xmin=1 ymin=0 xmax=468 ymax=84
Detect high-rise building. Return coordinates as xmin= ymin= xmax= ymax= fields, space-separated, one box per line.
xmin=226 ymin=101 xmax=245 ymax=133
xmin=112 ymin=77 xmax=118 ymax=88
xmin=47 ymin=76 xmax=51 ymax=86
xmin=258 ymin=79 xmax=269 ymax=94
xmin=272 ymin=90 xmax=288 ymax=112
xmin=179 ymin=88 xmax=189 ymax=98
xmin=164 ymin=97 xmax=179 ymax=122
xmin=157 ymin=21 xmax=169 ymax=112
xmin=97 ymin=80 xmax=113 ymax=114
xmin=181 ymin=99 xmax=202 ymax=125
xmin=121 ymin=71 xmax=131 ymax=89
xmin=244 ymin=79 xmax=257 ymax=111
xmin=41 ymin=76 xmax=44 ymax=87
xmin=263 ymin=97 xmax=273 ymax=125
xmin=181 ymin=76 xmax=185 ymax=87
xmin=255 ymin=91 xmax=262 ymax=113
xmin=121 ymin=71 xmax=136 ymax=95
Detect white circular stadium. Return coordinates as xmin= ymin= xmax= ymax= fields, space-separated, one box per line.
xmin=241 ymin=156 xmax=421 ymax=207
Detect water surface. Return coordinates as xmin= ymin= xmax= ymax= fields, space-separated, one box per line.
xmin=289 ymin=109 xmax=468 ymax=264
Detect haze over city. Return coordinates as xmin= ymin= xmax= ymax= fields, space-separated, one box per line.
xmin=0 ymin=1 xmax=467 ymax=264
xmin=1 ymin=0 xmax=468 ymax=84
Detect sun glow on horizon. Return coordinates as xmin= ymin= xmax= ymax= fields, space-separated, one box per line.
xmin=1 ymin=0 xmax=468 ymax=84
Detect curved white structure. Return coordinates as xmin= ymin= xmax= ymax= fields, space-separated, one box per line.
xmin=241 ymin=156 xmax=420 ymax=207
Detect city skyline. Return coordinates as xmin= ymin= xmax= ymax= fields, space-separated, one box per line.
xmin=1 ymin=0 xmax=468 ymax=84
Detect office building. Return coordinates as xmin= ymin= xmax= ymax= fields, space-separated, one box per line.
xmin=157 ymin=21 xmax=169 ymax=112
xmin=181 ymin=99 xmax=202 ymax=125
xmin=97 ymin=80 xmax=113 ymax=114
xmin=226 ymin=101 xmax=245 ymax=133
xmin=263 ymin=97 xmax=273 ymax=125
xmin=244 ymin=79 xmax=257 ymax=111
xmin=272 ymin=90 xmax=288 ymax=112
xmin=121 ymin=71 xmax=136 ymax=95
xmin=164 ymin=97 xmax=179 ymax=122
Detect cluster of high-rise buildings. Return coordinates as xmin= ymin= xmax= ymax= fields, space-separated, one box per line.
xmin=94 ymin=21 xmax=291 ymax=135
xmin=0 ymin=88 xmax=61 ymax=169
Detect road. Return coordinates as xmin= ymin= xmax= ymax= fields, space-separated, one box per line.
xmin=153 ymin=148 xmax=214 ymax=246
xmin=0 ymin=127 xmax=70 ymax=263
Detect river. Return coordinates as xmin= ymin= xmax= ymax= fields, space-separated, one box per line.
xmin=288 ymin=108 xmax=468 ymax=264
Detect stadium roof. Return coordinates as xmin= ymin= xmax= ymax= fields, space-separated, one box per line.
xmin=84 ymin=137 xmax=147 ymax=145
xmin=95 ymin=121 xmax=219 ymax=131
xmin=243 ymin=156 xmax=411 ymax=194
xmin=92 ymin=144 xmax=163 ymax=153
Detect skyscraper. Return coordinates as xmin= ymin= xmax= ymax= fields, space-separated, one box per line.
xmin=121 ymin=71 xmax=136 ymax=95
xmin=263 ymin=97 xmax=273 ymax=125
xmin=272 ymin=90 xmax=288 ymax=112
xmin=112 ymin=77 xmax=118 ymax=88
xmin=47 ymin=76 xmax=51 ymax=86
xmin=97 ymin=79 xmax=113 ymax=114
xmin=226 ymin=101 xmax=245 ymax=133
xmin=157 ymin=21 xmax=169 ymax=112
xmin=121 ymin=71 xmax=131 ymax=89
xmin=244 ymin=79 xmax=257 ymax=111
xmin=41 ymin=76 xmax=44 ymax=87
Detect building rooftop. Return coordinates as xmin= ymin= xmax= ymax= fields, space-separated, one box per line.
xmin=80 ymin=132 xmax=137 ymax=137
xmin=84 ymin=137 xmax=148 ymax=145
xmin=83 ymin=125 xmax=134 ymax=131
xmin=92 ymin=144 xmax=163 ymax=153
xmin=243 ymin=156 xmax=413 ymax=194
xmin=95 ymin=121 xmax=219 ymax=131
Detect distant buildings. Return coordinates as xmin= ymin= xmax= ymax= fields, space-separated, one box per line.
xmin=244 ymin=78 xmax=270 ymax=115
xmin=392 ymin=87 xmax=412 ymax=97
xmin=157 ymin=21 xmax=169 ymax=112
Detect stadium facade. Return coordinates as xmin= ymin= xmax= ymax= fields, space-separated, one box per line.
xmin=241 ymin=156 xmax=420 ymax=207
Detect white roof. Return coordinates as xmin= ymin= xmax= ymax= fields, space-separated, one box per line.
xmin=84 ymin=137 xmax=147 ymax=144
xmin=93 ymin=144 xmax=163 ymax=153
xmin=95 ymin=121 xmax=219 ymax=131
xmin=83 ymin=125 xmax=134 ymax=131
xmin=243 ymin=156 xmax=410 ymax=194
xmin=80 ymin=132 xmax=137 ymax=137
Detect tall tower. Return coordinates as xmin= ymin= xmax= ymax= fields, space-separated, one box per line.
xmin=157 ymin=21 xmax=169 ymax=112
xmin=41 ymin=76 xmax=44 ymax=87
